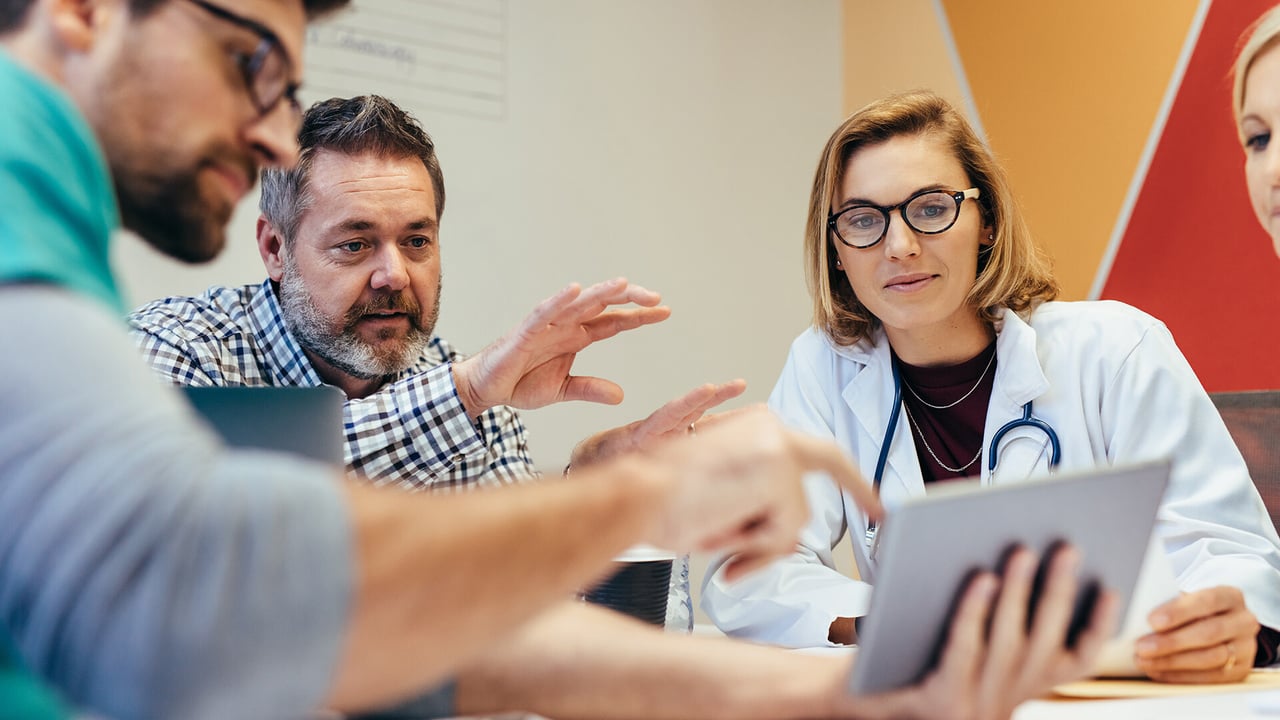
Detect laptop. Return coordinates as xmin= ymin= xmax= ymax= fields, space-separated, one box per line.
xmin=847 ymin=460 xmax=1170 ymax=695
xmin=182 ymin=386 xmax=345 ymax=466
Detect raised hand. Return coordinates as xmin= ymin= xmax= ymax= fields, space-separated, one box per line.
xmin=452 ymin=278 xmax=670 ymax=417
xmin=567 ymin=380 xmax=749 ymax=468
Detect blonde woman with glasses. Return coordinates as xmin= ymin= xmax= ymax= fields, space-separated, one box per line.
xmin=704 ymin=90 xmax=1280 ymax=683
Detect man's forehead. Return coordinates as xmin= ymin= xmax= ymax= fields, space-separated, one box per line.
xmin=300 ymin=151 xmax=439 ymax=228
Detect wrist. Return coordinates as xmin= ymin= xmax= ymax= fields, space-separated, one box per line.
xmin=450 ymin=359 xmax=487 ymax=419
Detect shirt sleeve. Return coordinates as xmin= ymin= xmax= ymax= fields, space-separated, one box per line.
xmin=343 ymin=365 xmax=537 ymax=490
xmin=1101 ymin=319 xmax=1280 ymax=634
xmin=701 ymin=336 xmax=872 ymax=647
xmin=1 ymin=286 xmax=352 ymax=720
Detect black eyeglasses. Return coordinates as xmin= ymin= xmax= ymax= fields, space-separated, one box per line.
xmin=182 ymin=0 xmax=302 ymax=125
xmin=828 ymin=187 xmax=981 ymax=249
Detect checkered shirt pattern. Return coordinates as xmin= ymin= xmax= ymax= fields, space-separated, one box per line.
xmin=128 ymin=280 xmax=536 ymax=491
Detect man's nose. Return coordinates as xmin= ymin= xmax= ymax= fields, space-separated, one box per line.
xmin=244 ymin=103 xmax=301 ymax=169
xmin=370 ymin=247 xmax=410 ymax=291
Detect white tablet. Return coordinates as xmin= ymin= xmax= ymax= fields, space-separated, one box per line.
xmin=846 ymin=460 xmax=1170 ymax=695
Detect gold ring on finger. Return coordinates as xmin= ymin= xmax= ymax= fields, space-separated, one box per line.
xmin=1223 ymin=642 xmax=1237 ymax=673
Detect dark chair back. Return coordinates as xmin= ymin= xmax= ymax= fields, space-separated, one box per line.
xmin=1210 ymin=390 xmax=1280 ymax=534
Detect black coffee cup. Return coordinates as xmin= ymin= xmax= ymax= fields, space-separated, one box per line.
xmin=581 ymin=547 xmax=675 ymax=626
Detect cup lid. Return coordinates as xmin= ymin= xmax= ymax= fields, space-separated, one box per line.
xmin=614 ymin=543 xmax=677 ymax=562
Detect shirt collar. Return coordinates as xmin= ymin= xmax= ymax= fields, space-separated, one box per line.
xmin=246 ymin=279 xmax=326 ymax=387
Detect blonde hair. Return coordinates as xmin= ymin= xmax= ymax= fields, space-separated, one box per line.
xmin=1233 ymin=5 xmax=1280 ymax=131
xmin=804 ymin=90 xmax=1058 ymax=347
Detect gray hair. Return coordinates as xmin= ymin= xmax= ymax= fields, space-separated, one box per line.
xmin=260 ymin=94 xmax=445 ymax=244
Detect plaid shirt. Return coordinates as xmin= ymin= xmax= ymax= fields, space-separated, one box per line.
xmin=128 ymin=280 xmax=535 ymax=491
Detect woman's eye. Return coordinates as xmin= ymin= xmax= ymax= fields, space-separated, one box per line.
xmin=1246 ymin=131 xmax=1271 ymax=152
xmin=849 ymin=212 xmax=879 ymax=229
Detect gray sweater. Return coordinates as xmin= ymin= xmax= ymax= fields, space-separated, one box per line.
xmin=0 ymin=285 xmax=352 ymax=719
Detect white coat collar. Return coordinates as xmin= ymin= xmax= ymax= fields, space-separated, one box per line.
xmin=823 ymin=306 xmax=1052 ymax=499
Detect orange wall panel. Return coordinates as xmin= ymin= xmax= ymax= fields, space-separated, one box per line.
xmin=941 ymin=0 xmax=1199 ymax=299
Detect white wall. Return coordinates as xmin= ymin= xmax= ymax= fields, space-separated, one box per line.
xmin=112 ymin=0 xmax=847 ymax=618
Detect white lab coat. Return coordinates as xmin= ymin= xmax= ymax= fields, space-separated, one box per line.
xmin=702 ymin=300 xmax=1280 ymax=647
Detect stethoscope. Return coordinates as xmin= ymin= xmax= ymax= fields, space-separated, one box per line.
xmin=864 ymin=361 xmax=1063 ymax=556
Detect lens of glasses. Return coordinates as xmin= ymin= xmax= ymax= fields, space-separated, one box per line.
xmin=836 ymin=208 xmax=889 ymax=248
xmin=903 ymin=191 xmax=960 ymax=233
xmin=249 ymin=41 xmax=289 ymax=113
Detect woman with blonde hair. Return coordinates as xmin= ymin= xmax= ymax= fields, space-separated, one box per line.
xmin=704 ymin=90 xmax=1280 ymax=682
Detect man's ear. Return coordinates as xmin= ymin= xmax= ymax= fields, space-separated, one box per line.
xmin=49 ymin=0 xmax=109 ymax=53
xmin=257 ymin=216 xmax=287 ymax=281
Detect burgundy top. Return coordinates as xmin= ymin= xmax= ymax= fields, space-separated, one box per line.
xmin=894 ymin=340 xmax=997 ymax=484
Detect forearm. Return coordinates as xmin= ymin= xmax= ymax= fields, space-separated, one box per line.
xmin=326 ymin=459 xmax=670 ymax=711
xmin=454 ymin=602 xmax=849 ymax=720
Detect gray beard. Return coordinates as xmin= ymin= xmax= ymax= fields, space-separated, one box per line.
xmin=277 ymin=256 xmax=437 ymax=380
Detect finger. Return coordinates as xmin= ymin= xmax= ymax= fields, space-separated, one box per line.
xmin=783 ymin=428 xmax=883 ymax=520
xmin=686 ymin=380 xmax=748 ymax=417
xmin=665 ymin=381 xmax=750 ymax=433
xmin=983 ymin=549 xmax=1037 ymax=674
xmin=558 ymin=376 xmax=625 ymax=405
xmin=1143 ymin=646 xmax=1255 ymax=685
xmin=1023 ymin=548 xmax=1082 ymax=665
xmin=1070 ymin=589 xmax=1120 ymax=675
xmin=565 ymin=277 xmax=663 ymax=318
xmin=636 ymin=385 xmax=724 ymax=438
xmin=936 ymin=573 xmax=999 ymax=690
xmin=519 ymin=283 xmax=584 ymax=336
xmin=1148 ymin=586 xmax=1248 ymax=633
xmin=580 ymin=307 xmax=671 ymax=343
xmin=975 ymin=549 xmax=1039 ymax=709
xmin=1136 ymin=608 xmax=1260 ymax=659
xmin=1137 ymin=640 xmax=1246 ymax=674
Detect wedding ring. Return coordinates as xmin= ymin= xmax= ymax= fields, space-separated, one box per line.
xmin=1224 ymin=642 xmax=1238 ymax=673
xmin=688 ymin=422 xmax=697 ymax=436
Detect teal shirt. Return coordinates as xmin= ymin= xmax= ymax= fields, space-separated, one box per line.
xmin=0 ymin=48 xmax=123 ymax=312
xmin=0 ymin=47 xmax=104 ymax=720
xmin=0 ymin=633 xmax=65 ymax=720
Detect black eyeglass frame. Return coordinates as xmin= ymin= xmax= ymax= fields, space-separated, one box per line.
xmin=827 ymin=187 xmax=982 ymax=249
xmin=182 ymin=0 xmax=302 ymax=121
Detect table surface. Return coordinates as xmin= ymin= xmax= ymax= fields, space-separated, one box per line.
xmin=1017 ymin=688 xmax=1280 ymax=719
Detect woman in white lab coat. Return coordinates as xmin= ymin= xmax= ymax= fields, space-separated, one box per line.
xmin=702 ymin=90 xmax=1280 ymax=682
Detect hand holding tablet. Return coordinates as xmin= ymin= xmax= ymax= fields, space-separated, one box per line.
xmin=848 ymin=461 xmax=1169 ymax=695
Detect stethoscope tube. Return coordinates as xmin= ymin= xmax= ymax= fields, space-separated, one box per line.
xmin=864 ymin=361 xmax=1063 ymax=552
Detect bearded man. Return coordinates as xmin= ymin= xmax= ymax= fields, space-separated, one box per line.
xmin=129 ymin=94 xmax=744 ymax=492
